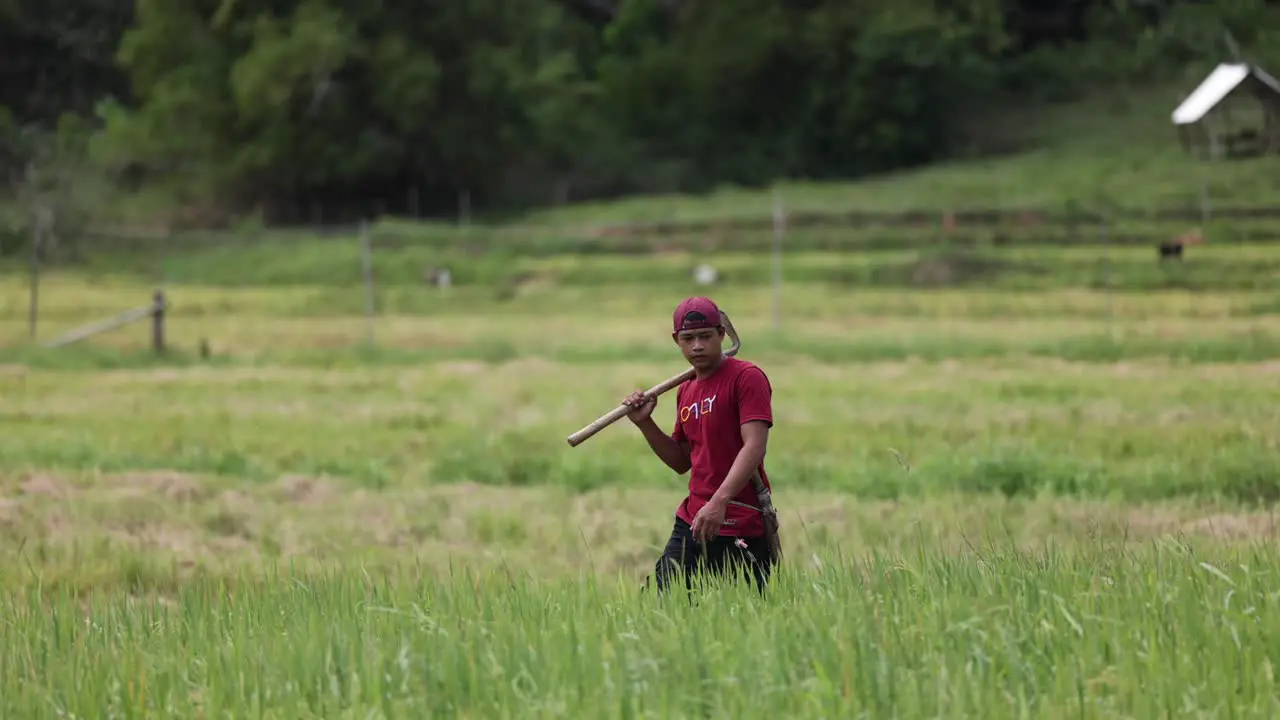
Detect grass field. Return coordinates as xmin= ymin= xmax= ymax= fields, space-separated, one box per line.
xmin=3 ymin=81 xmax=1279 ymax=714
xmin=1 ymin=221 xmax=1279 ymax=716
xmin=15 ymin=79 xmax=1280 ymax=264
xmin=504 ymin=84 xmax=1280 ymax=226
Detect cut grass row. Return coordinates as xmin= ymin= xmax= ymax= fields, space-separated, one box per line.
xmin=4 ymin=321 xmax=1280 ymax=368
xmin=4 ymin=469 xmax=1277 ymax=592
xmin=7 ymin=277 xmax=1278 ymax=322
xmin=3 ymin=279 xmax=1278 ymax=368
xmin=16 ymin=233 xmax=1280 ymax=293
xmin=1 ymin=355 xmax=1276 ymax=504
xmin=1 ymin=275 xmax=1275 ymax=505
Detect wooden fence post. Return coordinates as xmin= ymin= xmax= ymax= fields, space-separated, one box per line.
xmin=152 ymin=289 xmax=166 ymax=354
xmin=28 ymin=206 xmax=50 ymax=342
xmin=771 ymin=186 xmax=784 ymax=334
xmin=28 ymin=219 xmax=40 ymax=341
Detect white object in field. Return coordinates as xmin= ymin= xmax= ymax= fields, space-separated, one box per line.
xmin=423 ymin=265 xmax=452 ymax=288
xmin=1171 ymin=62 xmax=1280 ymax=125
xmin=693 ymin=263 xmax=719 ymax=285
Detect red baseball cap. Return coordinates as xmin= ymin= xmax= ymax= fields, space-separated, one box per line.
xmin=672 ymin=296 xmax=722 ymax=334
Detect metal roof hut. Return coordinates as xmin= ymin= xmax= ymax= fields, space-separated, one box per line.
xmin=1172 ymin=62 xmax=1280 ymax=159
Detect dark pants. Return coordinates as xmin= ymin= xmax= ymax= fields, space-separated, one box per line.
xmin=649 ymin=516 xmax=775 ymax=595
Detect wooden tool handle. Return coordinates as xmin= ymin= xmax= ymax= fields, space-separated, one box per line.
xmin=565 ymin=310 xmax=741 ymax=448
xmin=566 ymin=367 xmax=695 ymax=447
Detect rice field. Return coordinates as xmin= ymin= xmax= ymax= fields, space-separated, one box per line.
xmin=1 ymin=239 xmax=1278 ymax=717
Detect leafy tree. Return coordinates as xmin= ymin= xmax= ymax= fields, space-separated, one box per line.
xmin=2 ymin=0 xmax=1277 ymax=225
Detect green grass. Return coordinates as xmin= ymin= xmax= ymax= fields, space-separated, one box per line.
xmin=2 ymin=348 xmax=1278 ymax=503
xmin=9 ymin=82 xmax=1280 ymax=288
xmin=2 ymin=255 xmax=1278 ymax=716
xmin=3 ymin=79 xmax=1280 ymax=714
xmin=11 ymin=236 xmax=1280 ymax=298
xmin=160 ymin=241 xmax=1280 ymax=292
xmin=505 ymin=85 xmax=1280 ymax=226
xmin=4 ymin=541 xmax=1280 ymax=717
xmin=10 ymin=87 xmax=1219 ymax=241
xmin=2 ymin=274 xmax=1277 ymax=509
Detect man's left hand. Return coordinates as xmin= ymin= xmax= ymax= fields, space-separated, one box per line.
xmin=691 ymin=499 xmax=727 ymax=544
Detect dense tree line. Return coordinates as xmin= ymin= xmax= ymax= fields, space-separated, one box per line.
xmin=2 ymin=0 xmax=1280 ymax=225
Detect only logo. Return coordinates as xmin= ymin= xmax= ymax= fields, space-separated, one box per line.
xmin=680 ymin=394 xmax=717 ymax=423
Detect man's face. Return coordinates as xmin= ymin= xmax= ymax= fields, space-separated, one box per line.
xmin=674 ymin=326 xmax=724 ymax=370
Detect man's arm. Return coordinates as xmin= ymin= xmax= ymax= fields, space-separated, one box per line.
xmin=708 ymin=420 xmax=769 ymax=506
xmin=634 ymin=416 xmax=692 ymax=474
xmin=690 ymin=420 xmax=769 ymax=542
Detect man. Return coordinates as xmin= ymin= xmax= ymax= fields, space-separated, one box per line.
xmin=622 ymin=296 xmax=777 ymax=594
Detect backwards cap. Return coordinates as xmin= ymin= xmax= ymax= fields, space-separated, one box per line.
xmin=672 ymin=296 xmax=722 ymax=334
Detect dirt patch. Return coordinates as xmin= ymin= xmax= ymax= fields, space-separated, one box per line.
xmin=118 ymin=471 xmax=207 ymax=503
xmin=794 ymin=498 xmax=856 ymax=526
xmin=19 ymin=473 xmax=69 ymax=498
xmin=110 ymin=526 xmax=201 ymax=556
xmin=500 ymin=357 xmax=558 ymax=375
xmin=903 ymin=250 xmax=1023 ymax=287
xmin=1109 ymin=507 xmax=1278 ymax=540
xmin=108 ymin=525 xmax=256 ymax=562
xmin=274 ymin=475 xmax=338 ymax=505
xmin=305 ymin=333 xmax=357 ymax=349
xmin=430 ymin=482 xmax=491 ymax=501
xmin=1113 ymin=506 xmax=1184 ymax=536
xmin=1109 ymin=362 xmax=1136 ymax=377
xmin=216 ymin=489 xmax=254 ymax=512
xmin=1197 ymin=361 xmax=1280 ymax=380
xmin=1181 ymin=512 xmax=1278 ymax=540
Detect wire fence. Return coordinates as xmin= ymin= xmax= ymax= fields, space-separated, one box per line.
xmin=7 ymin=181 xmax=1279 ymax=354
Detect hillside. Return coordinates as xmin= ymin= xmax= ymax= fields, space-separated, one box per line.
xmin=10 ymin=1 xmax=1280 ymax=229
xmin=510 ymin=81 xmax=1280 ymax=228
xmin=5 ymin=74 xmax=1280 ymax=292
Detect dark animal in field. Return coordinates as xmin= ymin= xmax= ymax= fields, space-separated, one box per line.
xmin=1158 ymin=228 xmax=1204 ymax=261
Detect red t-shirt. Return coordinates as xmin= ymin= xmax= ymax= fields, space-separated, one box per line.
xmin=670 ymin=356 xmax=774 ymax=537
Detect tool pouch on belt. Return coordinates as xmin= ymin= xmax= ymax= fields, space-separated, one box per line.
xmin=730 ymin=470 xmax=782 ymax=563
